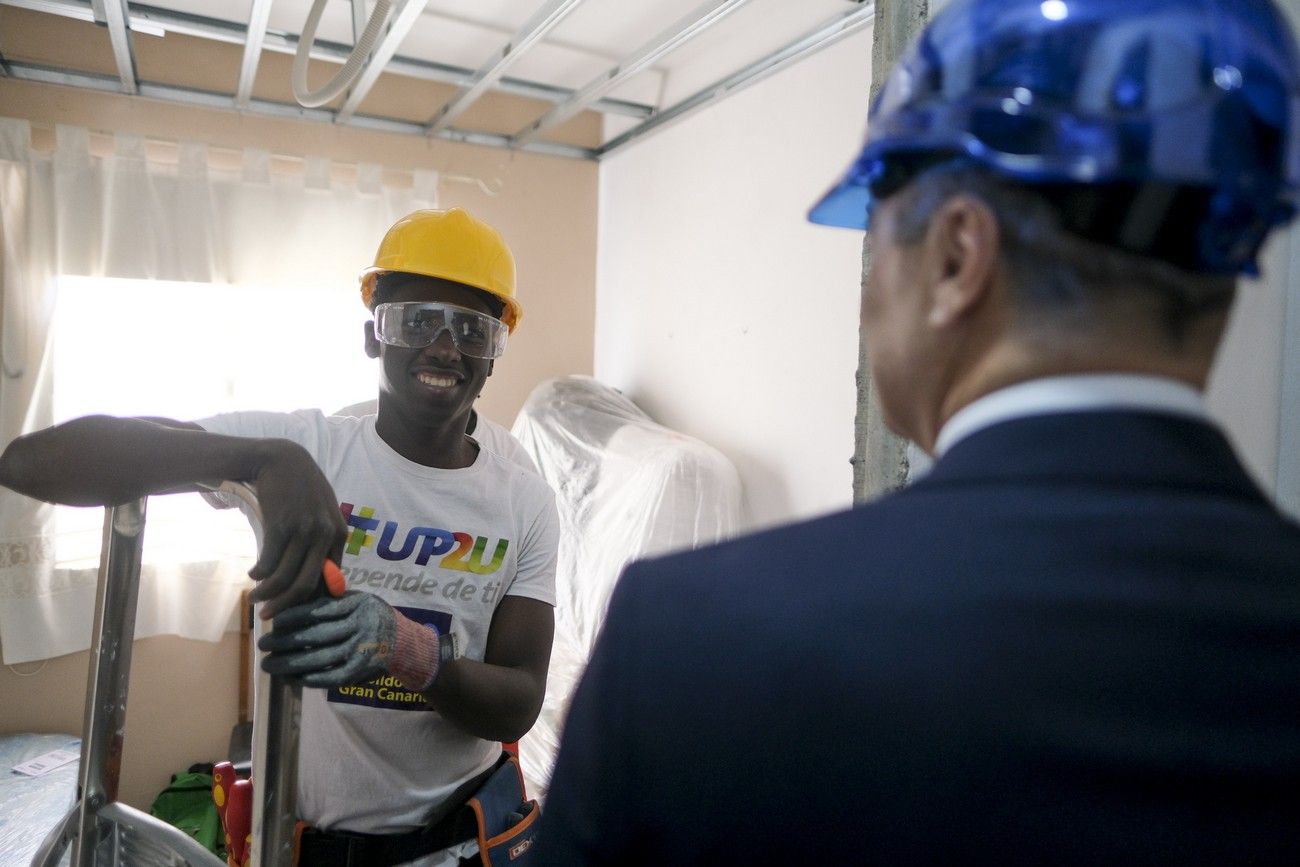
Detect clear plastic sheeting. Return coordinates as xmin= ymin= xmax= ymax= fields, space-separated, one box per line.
xmin=512 ymin=376 xmax=744 ymax=798
xmin=0 ymin=733 xmax=79 ymax=865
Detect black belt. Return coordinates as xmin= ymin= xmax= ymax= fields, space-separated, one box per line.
xmin=298 ymin=759 xmax=501 ymax=867
xmin=299 ymin=815 xmax=476 ymax=867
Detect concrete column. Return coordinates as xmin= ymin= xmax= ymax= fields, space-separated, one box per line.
xmin=853 ymin=0 xmax=930 ymax=502
xmin=1274 ymin=0 xmax=1300 ymax=519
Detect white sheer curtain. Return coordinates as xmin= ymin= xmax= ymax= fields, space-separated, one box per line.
xmin=0 ymin=117 xmax=440 ymax=663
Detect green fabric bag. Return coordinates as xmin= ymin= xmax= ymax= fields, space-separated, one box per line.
xmin=149 ymin=768 xmax=225 ymax=858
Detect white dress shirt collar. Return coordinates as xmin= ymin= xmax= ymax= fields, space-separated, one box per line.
xmin=934 ymin=374 xmax=1210 ymax=457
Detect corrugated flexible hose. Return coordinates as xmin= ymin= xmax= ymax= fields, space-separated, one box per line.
xmin=292 ymin=0 xmax=394 ymax=108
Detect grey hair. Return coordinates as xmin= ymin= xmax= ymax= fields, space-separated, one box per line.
xmin=888 ymin=164 xmax=1237 ymax=341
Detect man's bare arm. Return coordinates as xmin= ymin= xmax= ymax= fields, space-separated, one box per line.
xmin=0 ymin=416 xmax=254 ymax=505
xmin=0 ymin=415 xmax=346 ymax=615
xmin=427 ymin=595 xmax=555 ymax=743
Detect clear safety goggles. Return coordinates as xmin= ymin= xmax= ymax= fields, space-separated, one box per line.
xmin=373 ymin=302 xmax=508 ymax=359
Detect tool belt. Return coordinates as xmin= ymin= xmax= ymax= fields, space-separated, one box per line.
xmin=295 ymin=753 xmax=538 ymax=867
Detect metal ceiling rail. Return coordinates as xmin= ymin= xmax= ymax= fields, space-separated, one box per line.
xmin=0 ymin=0 xmax=655 ymax=119
xmin=4 ymin=60 xmax=599 ymax=160
xmin=512 ymin=0 xmax=750 ymax=148
xmin=598 ymin=2 xmax=876 ymax=158
xmin=336 ymin=0 xmax=429 ymax=121
xmin=234 ymin=0 xmax=273 ymax=108
xmin=92 ymin=0 xmax=138 ymax=94
xmin=425 ymin=0 xmax=585 ymax=135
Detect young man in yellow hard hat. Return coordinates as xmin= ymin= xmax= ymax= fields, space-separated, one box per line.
xmin=334 ymin=208 xmax=538 ymax=474
xmin=0 ymin=208 xmax=558 ymax=866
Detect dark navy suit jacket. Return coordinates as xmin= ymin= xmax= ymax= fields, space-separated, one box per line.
xmin=536 ymin=412 xmax=1300 ymax=865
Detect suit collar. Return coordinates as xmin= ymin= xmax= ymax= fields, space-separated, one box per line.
xmin=920 ymin=411 xmax=1267 ymax=504
xmin=934 ymin=375 xmax=1208 ymax=457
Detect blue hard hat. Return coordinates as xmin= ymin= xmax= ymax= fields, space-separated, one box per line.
xmin=809 ymin=0 xmax=1300 ymax=274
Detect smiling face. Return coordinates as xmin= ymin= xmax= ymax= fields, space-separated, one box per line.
xmin=364 ymin=275 xmax=499 ymax=434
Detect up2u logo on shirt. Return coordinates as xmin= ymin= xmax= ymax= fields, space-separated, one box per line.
xmin=340 ymin=503 xmax=510 ymax=574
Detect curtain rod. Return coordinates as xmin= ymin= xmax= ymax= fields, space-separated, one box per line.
xmin=22 ymin=119 xmax=505 ymax=196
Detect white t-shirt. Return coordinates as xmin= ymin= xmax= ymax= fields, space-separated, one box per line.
xmin=470 ymin=415 xmax=539 ymax=473
xmin=196 ymin=410 xmax=559 ymax=834
xmin=333 ymin=400 xmax=538 ymax=474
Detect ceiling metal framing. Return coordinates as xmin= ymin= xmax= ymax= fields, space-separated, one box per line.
xmin=234 ymin=0 xmax=272 ymax=108
xmin=333 ymin=0 xmax=427 ymax=121
xmin=599 ymin=4 xmax=875 ymax=157
xmin=425 ymin=0 xmax=586 ymax=135
xmin=2 ymin=0 xmax=655 ymax=117
xmin=1 ymin=0 xmax=876 ymax=160
xmin=93 ymin=0 xmax=138 ymax=94
xmin=513 ymin=0 xmax=751 ymax=149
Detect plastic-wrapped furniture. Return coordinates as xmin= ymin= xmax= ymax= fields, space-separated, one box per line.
xmin=30 ymin=483 xmax=297 ymax=867
xmin=512 ymin=376 xmax=744 ymax=798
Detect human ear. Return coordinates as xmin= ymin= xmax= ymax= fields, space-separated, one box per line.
xmin=925 ymin=195 xmax=1000 ymax=329
xmin=364 ymin=321 xmax=381 ymax=359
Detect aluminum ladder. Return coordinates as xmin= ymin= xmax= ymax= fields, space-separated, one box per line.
xmin=31 ymin=482 xmax=300 ymax=867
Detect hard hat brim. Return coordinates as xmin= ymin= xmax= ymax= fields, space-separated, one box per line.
xmin=808 ymin=172 xmax=871 ymax=230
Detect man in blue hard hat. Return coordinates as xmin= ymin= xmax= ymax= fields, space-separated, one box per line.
xmin=536 ymin=0 xmax=1300 ymax=862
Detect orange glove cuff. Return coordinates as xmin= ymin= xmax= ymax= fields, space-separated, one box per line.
xmin=389 ymin=614 xmax=441 ymax=692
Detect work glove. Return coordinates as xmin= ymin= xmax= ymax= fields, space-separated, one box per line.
xmin=258 ymin=591 xmax=442 ymax=690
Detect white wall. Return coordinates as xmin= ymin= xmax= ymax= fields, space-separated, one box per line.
xmin=1275 ymin=225 xmax=1300 ymax=519
xmin=1207 ymin=234 xmax=1288 ymax=495
xmin=597 ymin=8 xmax=1300 ymax=531
xmin=595 ymin=29 xmax=873 ymax=532
xmin=1204 ymin=0 xmax=1300 ymax=508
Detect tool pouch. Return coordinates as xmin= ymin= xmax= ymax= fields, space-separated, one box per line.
xmin=460 ymin=754 xmax=539 ymax=866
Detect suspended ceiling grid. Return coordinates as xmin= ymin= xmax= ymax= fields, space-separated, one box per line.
xmin=0 ymin=0 xmax=875 ymax=160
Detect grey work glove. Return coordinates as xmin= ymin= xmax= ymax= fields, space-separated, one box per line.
xmin=258 ymin=591 xmax=398 ymax=687
xmin=258 ymin=590 xmax=445 ymax=690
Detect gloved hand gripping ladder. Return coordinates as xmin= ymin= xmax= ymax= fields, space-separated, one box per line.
xmin=31 ymin=482 xmax=304 ymax=867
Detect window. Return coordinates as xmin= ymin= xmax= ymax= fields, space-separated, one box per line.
xmin=51 ymin=276 xmax=377 ymax=570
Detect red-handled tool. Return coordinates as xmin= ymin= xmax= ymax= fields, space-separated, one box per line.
xmin=212 ymin=761 xmax=236 ymax=861
xmin=202 ymin=480 xmax=310 ymax=866
xmin=227 ymin=778 xmax=253 ymax=867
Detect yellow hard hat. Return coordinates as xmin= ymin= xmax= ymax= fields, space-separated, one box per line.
xmin=360 ymin=208 xmax=522 ymax=332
